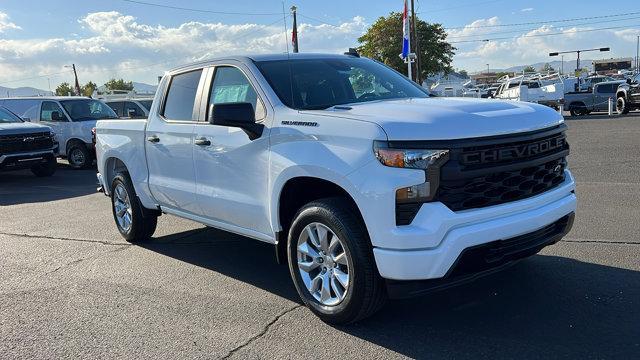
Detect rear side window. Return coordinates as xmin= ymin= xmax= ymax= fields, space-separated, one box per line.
xmin=596 ymin=84 xmax=617 ymax=94
xmin=162 ymin=69 xmax=203 ymax=121
xmin=107 ymin=101 xmax=124 ymax=117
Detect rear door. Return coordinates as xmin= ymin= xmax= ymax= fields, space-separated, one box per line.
xmin=192 ymin=62 xmax=272 ymax=237
xmin=145 ymin=68 xmax=206 ymax=214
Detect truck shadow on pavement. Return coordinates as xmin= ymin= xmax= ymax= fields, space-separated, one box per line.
xmin=142 ymin=228 xmax=639 ymax=358
xmin=0 ymin=163 xmax=97 ymax=205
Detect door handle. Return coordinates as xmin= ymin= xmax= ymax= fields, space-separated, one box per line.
xmin=194 ymin=137 xmax=211 ymax=146
xmin=147 ymin=135 xmax=160 ymax=143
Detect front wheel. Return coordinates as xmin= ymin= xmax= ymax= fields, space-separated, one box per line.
xmin=31 ymin=156 xmax=57 ymax=177
xmin=111 ymin=172 xmax=158 ymax=242
xmin=287 ymin=198 xmax=386 ymax=324
xmin=617 ymin=97 xmax=630 ymax=115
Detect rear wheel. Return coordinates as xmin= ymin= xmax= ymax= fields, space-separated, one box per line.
xmin=616 ymin=96 xmax=629 ymax=115
xmin=30 ymin=156 xmax=57 ymax=177
xmin=287 ymin=198 xmax=386 ymax=324
xmin=67 ymin=143 xmax=93 ymax=169
xmin=111 ymin=172 xmax=157 ymax=242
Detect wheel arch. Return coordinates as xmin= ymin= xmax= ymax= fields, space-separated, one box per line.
xmin=64 ymin=137 xmax=89 ymax=156
xmin=273 ymin=175 xmax=368 ymax=264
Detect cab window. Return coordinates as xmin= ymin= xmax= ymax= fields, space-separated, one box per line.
xmin=125 ymin=101 xmax=145 ymax=118
xmin=208 ymin=66 xmax=266 ymax=121
xmin=107 ymin=101 xmax=124 ymax=117
xmin=162 ymin=69 xmax=203 ymax=121
xmin=40 ymin=101 xmax=67 ymax=122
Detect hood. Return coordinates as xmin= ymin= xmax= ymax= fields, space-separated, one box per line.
xmin=312 ymin=97 xmax=564 ymax=140
xmin=0 ymin=121 xmax=52 ymax=136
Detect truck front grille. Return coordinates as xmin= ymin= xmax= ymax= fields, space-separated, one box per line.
xmin=0 ymin=132 xmax=54 ymax=155
xmin=434 ymin=125 xmax=569 ymax=212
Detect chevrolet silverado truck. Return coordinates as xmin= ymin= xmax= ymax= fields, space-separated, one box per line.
xmin=616 ymin=72 xmax=640 ymax=115
xmin=0 ymin=105 xmax=58 ymax=177
xmin=564 ymin=80 xmax=625 ymax=116
xmin=95 ymin=53 xmax=576 ymax=324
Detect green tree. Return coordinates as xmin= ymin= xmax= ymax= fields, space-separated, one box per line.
xmin=357 ymin=12 xmax=455 ymax=81
xmin=541 ymin=63 xmax=555 ymax=73
xmin=55 ymin=82 xmax=73 ymax=96
xmin=81 ymin=81 xmax=97 ymax=97
xmin=523 ymin=65 xmax=536 ymax=73
xmin=104 ymin=78 xmax=134 ymax=91
xmin=458 ymin=69 xmax=469 ymax=79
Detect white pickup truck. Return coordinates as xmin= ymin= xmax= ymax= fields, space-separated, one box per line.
xmin=96 ymin=53 xmax=576 ymax=324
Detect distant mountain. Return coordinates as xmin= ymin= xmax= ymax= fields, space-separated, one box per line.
xmin=502 ymin=60 xmax=594 ymax=73
xmin=0 ymin=86 xmax=53 ymax=97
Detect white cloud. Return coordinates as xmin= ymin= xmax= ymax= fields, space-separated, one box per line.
xmin=0 ymin=12 xmax=20 ymax=33
xmin=521 ymin=8 xmax=534 ymax=12
xmin=0 ymin=12 xmax=367 ymax=88
xmin=450 ymin=17 xmax=640 ymax=72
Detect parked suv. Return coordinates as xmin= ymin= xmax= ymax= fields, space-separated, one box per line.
xmin=0 ymin=105 xmax=58 ymax=177
xmin=0 ymin=97 xmax=118 ymax=168
xmin=616 ymin=72 xmax=640 ymax=115
xmin=96 ymin=53 xmax=576 ymax=324
xmin=104 ymin=98 xmax=153 ymax=119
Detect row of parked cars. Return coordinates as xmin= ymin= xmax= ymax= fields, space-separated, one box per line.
xmin=0 ymin=96 xmax=153 ymax=177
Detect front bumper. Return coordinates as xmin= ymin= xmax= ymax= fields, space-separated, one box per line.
xmin=372 ymin=170 xmax=576 ymax=282
xmin=0 ymin=149 xmax=56 ymax=172
xmin=385 ymin=212 xmax=574 ymax=298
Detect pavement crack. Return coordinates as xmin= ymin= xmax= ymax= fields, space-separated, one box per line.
xmin=221 ymin=304 xmax=303 ymax=359
xmin=45 ymin=246 xmax=130 ymax=275
xmin=561 ymin=238 xmax=640 ymax=246
xmin=0 ymin=231 xmax=131 ymax=246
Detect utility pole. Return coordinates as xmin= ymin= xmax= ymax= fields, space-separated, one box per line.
xmin=410 ymin=0 xmax=421 ymax=84
xmin=561 ymin=55 xmax=564 ymax=75
xmin=290 ymin=6 xmax=299 ymax=53
xmin=636 ymin=35 xmax=639 ymax=72
xmin=65 ymin=64 xmax=81 ymax=96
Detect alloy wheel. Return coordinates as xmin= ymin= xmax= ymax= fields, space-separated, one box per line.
xmin=297 ymin=222 xmax=350 ymax=306
xmin=113 ymin=183 xmax=133 ymax=232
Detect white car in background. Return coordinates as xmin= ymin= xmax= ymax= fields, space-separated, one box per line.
xmin=0 ymin=97 xmax=118 ymax=169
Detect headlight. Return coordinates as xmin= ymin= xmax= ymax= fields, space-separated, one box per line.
xmin=374 ymin=142 xmax=449 ymax=169
xmin=373 ymin=141 xmax=450 ymax=209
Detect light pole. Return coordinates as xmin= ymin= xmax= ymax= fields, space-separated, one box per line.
xmin=561 ymin=55 xmax=564 ymax=75
xmin=549 ymin=47 xmax=610 ymax=75
xmin=636 ymin=35 xmax=639 ymax=72
xmin=486 ymin=64 xmax=489 ymax=74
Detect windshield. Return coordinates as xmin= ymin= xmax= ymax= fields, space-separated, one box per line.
xmin=138 ymin=100 xmax=153 ymax=111
xmin=60 ymin=99 xmax=118 ymax=121
xmin=0 ymin=106 xmax=23 ymax=123
xmin=255 ymin=57 xmax=429 ymax=110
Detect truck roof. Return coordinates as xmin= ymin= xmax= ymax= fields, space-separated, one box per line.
xmin=0 ymin=96 xmax=92 ymax=101
xmin=168 ymin=52 xmax=358 ymax=73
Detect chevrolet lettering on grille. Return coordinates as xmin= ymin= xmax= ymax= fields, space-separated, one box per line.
xmin=462 ymin=135 xmax=566 ymax=165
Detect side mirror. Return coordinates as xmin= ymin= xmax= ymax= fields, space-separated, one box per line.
xmin=208 ymin=102 xmax=263 ymax=140
xmin=22 ymin=117 xmax=31 ymax=122
xmin=51 ymin=111 xmax=65 ymax=121
xmin=627 ymin=78 xmax=632 ymax=85
xmin=127 ymin=108 xmax=138 ymax=118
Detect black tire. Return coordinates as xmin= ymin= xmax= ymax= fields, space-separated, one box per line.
xmin=67 ymin=143 xmax=93 ymax=169
xmin=30 ymin=156 xmax=57 ymax=177
xmin=287 ymin=197 xmax=386 ymax=324
xmin=616 ymin=96 xmax=629 ymax=115
xmin=111 ymin=172 xmax=158 ymax=242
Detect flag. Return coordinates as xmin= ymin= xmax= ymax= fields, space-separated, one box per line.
xmin=401 ymin=0 xmax=409 ymax=59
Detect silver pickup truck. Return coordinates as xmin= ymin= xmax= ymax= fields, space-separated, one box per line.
xmin=564 ymin=80 xmax=625 ymax=116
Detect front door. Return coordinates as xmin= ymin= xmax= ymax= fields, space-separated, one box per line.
xmin=146 ymin=68 xmax=205 ymax=214
xmin=192 ymin=63 xmax=272 ymax=237
xmin=39 ymin=101 xmax=70 ymax=152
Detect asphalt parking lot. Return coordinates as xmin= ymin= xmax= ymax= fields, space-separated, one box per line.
xmin=1 ymin=113 xmax=639 ymax=359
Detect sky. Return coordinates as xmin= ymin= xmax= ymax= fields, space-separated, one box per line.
xmin=0 ymin=0 xmax=639 ymax=90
